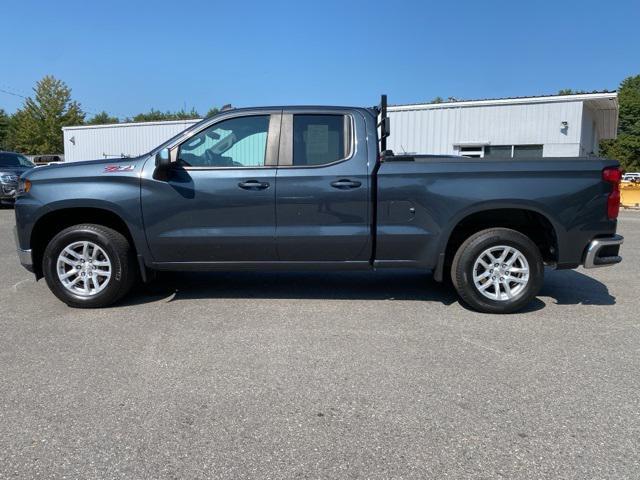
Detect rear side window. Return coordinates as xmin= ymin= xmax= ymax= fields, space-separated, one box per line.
xmin=293 ymin=115 xmax=350 ymax=166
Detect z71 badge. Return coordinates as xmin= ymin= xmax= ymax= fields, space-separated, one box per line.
xmin=103 ymin=165 xmax=135 ymax=173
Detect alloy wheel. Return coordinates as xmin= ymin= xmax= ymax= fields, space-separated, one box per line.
xmin=56 ymin=241 xmax=112 ymax=297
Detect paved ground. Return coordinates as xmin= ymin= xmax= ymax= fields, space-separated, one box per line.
xmin=1 ymin=208 xmax=639 ymax=479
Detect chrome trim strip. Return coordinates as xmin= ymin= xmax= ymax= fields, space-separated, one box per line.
xmin=14 ymin=226 xmax=33 ymax=267
xmin=584 ymin=235 xmax=623 ymax=269
xmin=17 ymin=248 xmax=32 ymax=267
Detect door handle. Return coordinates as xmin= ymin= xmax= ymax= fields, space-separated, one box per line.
xmin=238 ymin=180 xmax=270 ymax=190
xmin=331 ymin=179 xmax=362 ymax=189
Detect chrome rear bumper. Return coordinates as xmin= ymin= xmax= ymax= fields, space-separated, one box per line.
xmin=583 ymin=235 xmax=623 ymax=269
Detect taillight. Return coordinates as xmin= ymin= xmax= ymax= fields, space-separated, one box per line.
xmin=602 ymin=166 xmax=622 ymax=220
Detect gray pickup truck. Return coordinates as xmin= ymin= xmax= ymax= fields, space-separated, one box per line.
xmin=1 ymin=151 xmax=35 ymax=205
xmin=14 ymin=96 xmax=624 ymax=313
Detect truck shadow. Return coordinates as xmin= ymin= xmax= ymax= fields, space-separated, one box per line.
xmin=121 ymin=268 xmax=615 ymax=309
xmin=539 ymin=268 xmax=616 ymax=306
xmin=126 ymin=270 xmax=457 ymax=305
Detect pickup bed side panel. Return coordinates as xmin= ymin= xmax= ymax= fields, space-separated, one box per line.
xmin=375 ymin=158 xmax=618 ymax=269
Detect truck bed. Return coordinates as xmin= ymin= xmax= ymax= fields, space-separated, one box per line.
xmin=374 ymin=154 xmax=618 ymax=271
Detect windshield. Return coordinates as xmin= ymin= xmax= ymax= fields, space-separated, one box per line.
xmin=0 ymin=152 xmax=35 ymax=168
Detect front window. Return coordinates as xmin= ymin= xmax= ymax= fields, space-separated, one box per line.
xmin=0 ymin=152 xmax=35 ymax=168
xmin=177 ymin=115 xmax=270 ymax=167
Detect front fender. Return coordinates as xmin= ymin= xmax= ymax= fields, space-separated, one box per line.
xmin=15 ymin=176 xmax=150 ymax=263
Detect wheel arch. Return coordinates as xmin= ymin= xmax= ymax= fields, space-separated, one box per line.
xmin=30 ymin=206 xmax=138 ymax=278
xmin=434 ymin=205 xmax=560 ymax=282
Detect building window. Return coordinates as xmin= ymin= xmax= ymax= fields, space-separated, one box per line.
xmin=459 ymin=146 xmax=485 ymax=158
xmin=513 ymin=145 xmax=543 ymax=158
xmin=484 ymin=145 xmax=512 ymax=159
xmin=479 ymin=144 xmax=544 ymax=159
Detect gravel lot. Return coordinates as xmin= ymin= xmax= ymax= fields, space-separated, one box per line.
xmin=1 ymin=208 xmax=639 ymax=479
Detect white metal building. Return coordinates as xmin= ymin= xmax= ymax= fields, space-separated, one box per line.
xmin=388 ymin=92 xmax=618 ymax=158
xmin=62 ymin=92 xmax=618 ymax=162
xmin=62 ymin=119 xmax=200 ymax=162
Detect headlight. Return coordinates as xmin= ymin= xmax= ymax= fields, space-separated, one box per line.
xmin=17 ymin=179 xmax=31 ymax=195
xmin=0 ymin=174 xmax=19 ymax=184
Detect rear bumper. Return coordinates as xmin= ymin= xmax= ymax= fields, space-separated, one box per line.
xmin=583 ymin=235 xmax=623 ymax=269
xmin=13 ymin=226 xmax=33 ymax=272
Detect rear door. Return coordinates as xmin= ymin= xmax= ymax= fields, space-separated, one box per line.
xmin=274 ymin=111 xmax=371 ymax=262
xmin=141 ymin=111 xmax=281 ymax=263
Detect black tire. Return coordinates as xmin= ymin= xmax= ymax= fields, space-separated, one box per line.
xmin=43 ymin=224 xmax=137 ymax=308
xmin=451 ymin=228 xmax=544 ymax=314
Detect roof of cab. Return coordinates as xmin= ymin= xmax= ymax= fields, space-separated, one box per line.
xmin=62 ymin=106 xmax=376 ymax=131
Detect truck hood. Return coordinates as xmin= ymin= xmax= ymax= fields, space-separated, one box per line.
xmin=24 ymin=157 xmax=146 ymax=181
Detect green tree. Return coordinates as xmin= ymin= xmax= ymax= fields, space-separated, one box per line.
xmin=87 ymin=111 xmax=119 ymax=125
xmin=174 ymin=108 xmax=200 ymax=120
xmin=0 ymin=109 xmax=9 ymax=150
xmin=130 ymin=109 xmax=174 ymax=122
xmin=600 ymin=75 xmax=640 ymax=171
xmin=600 ymin=135 xmax=640 ymax=171
xmin=206 ymin=107 xmax=220 ymax=117
xmin=430 ymin=96 xmax=444 ymax=104
xmin=129 ymin=107 xmax=200 ymax=122
xmin=558 ymin=88 xmax=599 ymax=96
xmin=10 ymin=75 xmax=84 ymax=154
xmin=615 ymin=75 xmax=640 ymax=136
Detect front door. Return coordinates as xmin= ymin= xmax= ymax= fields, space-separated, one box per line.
xmin=275 ymin=112 xmax=371 ymax=262
xmin=141 ymin=112 xmax=280 ymax=263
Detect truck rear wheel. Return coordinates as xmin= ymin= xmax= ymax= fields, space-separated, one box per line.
xmin=451 ymin=228 xmax=543 ymax=314
xmin=42 ymin=224 xmax=137 ymax=308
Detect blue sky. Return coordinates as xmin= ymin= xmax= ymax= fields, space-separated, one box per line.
xmin=1 ymin=0 xmax=638 ymax=118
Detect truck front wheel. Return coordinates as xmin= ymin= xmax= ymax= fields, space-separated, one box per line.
xmin=451 ymin=228 xmax=544 ymax=314
xmin=42 ymin=224 xmax=137 ymax=308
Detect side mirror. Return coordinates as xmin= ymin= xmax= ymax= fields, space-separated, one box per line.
xmin=155 ymin=148 xmax=171 ymax=171
xmin=153 ymin=148 xmax=172 ymax=180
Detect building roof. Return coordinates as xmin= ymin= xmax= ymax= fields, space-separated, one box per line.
xmin=62 ymin=118 xmax=201 ymax=131
xmin=389 ymin=91 xmax=618 ymax=111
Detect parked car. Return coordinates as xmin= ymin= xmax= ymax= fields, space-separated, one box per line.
xmin=33 ymin=155 xmax=63 ymax=166
xmin=13 ymin=97 xmax=624 ymax=313
xmin=622 ymin=172 xmax=640 ymax=183
xmin=0 ymin=151 xmax=35 ymax=205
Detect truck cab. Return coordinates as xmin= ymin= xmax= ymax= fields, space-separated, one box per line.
xmin=143 ymin=107 xmax=375 ymax=267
